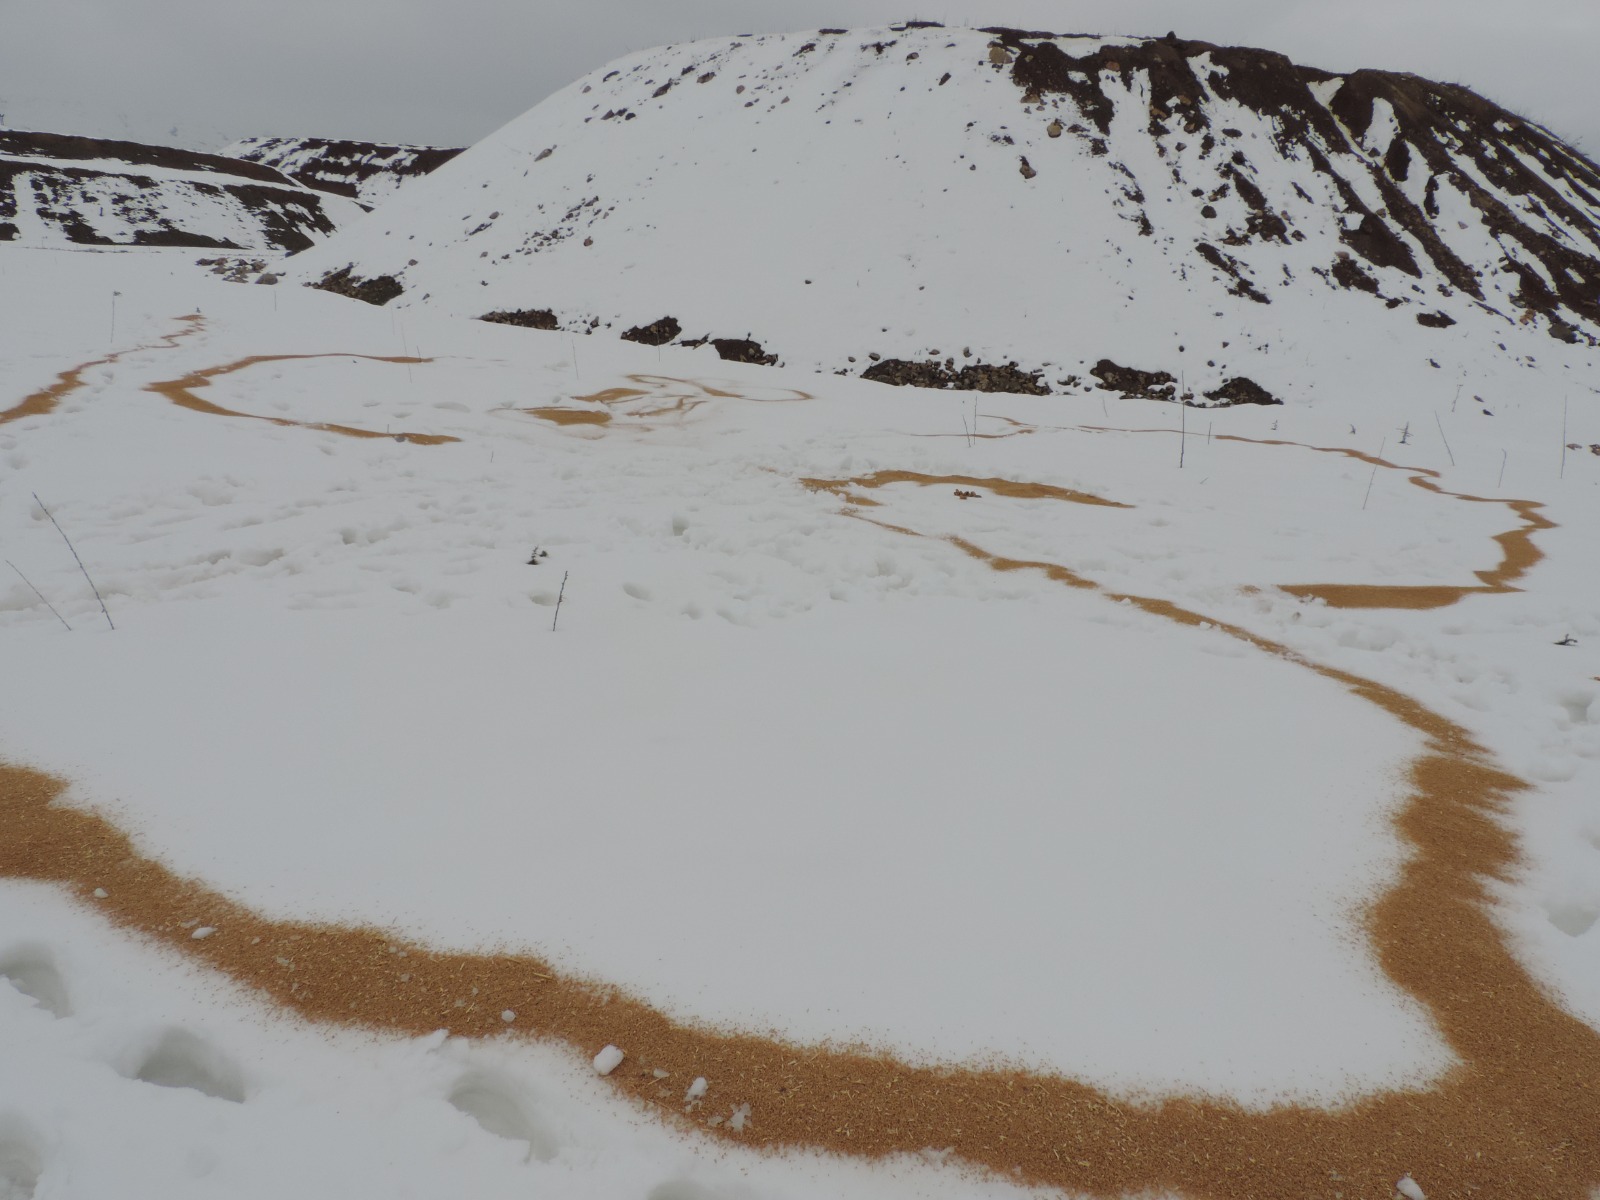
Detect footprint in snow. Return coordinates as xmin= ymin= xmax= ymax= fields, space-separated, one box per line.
xmin=1546 ymin=899 xmax=1600 ymax=938
xmin=0 ymin=944 xmax=70 ymax=1018
xmin=122 ymin=1028 xmax=247 ymax=1103
xmin=623 ymin=582 xmax=652 ymax=600
xmin=0 ymin=1114 xmax=42 ymax=1200
xmin=648 ymin=1183 xmax=737 ymax=1200
xmin=447 ymin=1071 xmax=559 ymax=1161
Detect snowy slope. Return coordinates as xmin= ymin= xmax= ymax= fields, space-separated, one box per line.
xmin=2 ymin=232 xmax=1600 ymax=1197
xmin=222 ymin=136 xmax=464 ymax=207
xmin=0 ymin=130 xmax=363 ymax=252
xmin=286 ymin=24 xmax=1600 ymax=398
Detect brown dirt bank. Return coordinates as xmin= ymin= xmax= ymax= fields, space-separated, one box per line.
xmin=4 ymin=486 xmax=1597 ymax=1196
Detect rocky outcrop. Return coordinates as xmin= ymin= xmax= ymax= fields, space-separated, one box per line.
xmin=310 ymin=266 xmax=404 ymax=306
xmin=862 ymin=358 xmax=1048 ymax=394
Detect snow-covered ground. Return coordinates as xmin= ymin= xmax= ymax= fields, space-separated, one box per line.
xmin=1 ymin=217 xmax=1597 ymax=1198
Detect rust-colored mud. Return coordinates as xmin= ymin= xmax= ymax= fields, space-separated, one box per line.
xmin=145 ymin=354 xmax=459 ymax=444
xmin=526 ymin=407 xmax=612 ymax=426
xmin=802 ymin=471 xmax=1130 ymax=509
xmin=541 ymin=374 xmax=812 ymax=427
xmin=5 ymin=483 xmax=1598 ymax=1195
xmin=0 ymin=315 xmax=204 ymax=427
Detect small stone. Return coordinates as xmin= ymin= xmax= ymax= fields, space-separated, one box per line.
xmin=93 ymin=887 xmax=108 ymax=899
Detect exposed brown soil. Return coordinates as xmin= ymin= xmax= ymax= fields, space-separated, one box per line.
xmin=525 ymin=407 xmax=611 ymax=426
xmin=145 ymin=354 xmax=458 ymax=445
xmin=5 ymin=473 xmax=1599 ymax=1196
xmin=0 ymin=314 xmax=205 ymax=427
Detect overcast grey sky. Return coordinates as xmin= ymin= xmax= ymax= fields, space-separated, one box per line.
xmin=3 ymin=0 xmax=1596 ymax=156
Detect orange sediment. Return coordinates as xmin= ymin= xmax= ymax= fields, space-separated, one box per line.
xmin=5 ymin=490 xmax=1598 ymax=1196
xmin=525 ymin=407 xmax=612 ymax=426
xmin=0 ymin=314 xmax=205 ymax=427
xmin=145 ymin=354 xmax=459 ymax=444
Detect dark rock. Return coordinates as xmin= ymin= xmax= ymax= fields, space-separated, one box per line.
xmin=310 ymin=266 xmax=404 ymax=306
xmin=711 ymin=337 xmax=778 ymax=365
xmin=861 ymin=358 xmax=953 ymax=388
xmin=1331 ymin=253 xmax=1381 ymax=293
xmin=862 ymin=358 xmax=1047 ymax=395
xmin=1090 ymin=359 xmax=1176 ymax=399
xmin=952 ymin=362 xmax=1048 ymax=394
xmin=1415 ymin=310 xmax=1456 ymax=328
xmin=480 ymin=308 xmax=560 ymax=330
xmin=1203 ymin=376 xmax=1282 ymax=406
xmin=620 ymin=316 xmax=682 ymax=345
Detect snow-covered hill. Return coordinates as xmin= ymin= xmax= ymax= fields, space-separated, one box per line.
xmin=222 ymin=137 xmax=464 ymax=207
xmin=286 ymin=24 xmax=1600 ymax=398
xmin=0 ymin=130 xmax=362 ymax=252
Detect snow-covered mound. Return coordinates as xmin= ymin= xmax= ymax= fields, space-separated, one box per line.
xmin=285 ymin=24 xmax=1600 ymax=397
xmin=223 ymin=136 xmax=464 ymax=207
xmin=0 ymin=129 xmax=362 ymax=252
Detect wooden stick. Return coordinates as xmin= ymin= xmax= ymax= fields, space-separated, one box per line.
xmin=1434 ymin=412 xmax=1455 ymax=467
xmin=33 ymin=493 xmax=112 ymax=630
xmin=6 ymin=559 xmax=71 ymax=631
xmin=552 ymin=571 xmax=569 ymax=632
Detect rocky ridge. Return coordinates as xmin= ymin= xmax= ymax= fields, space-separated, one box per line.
xmin=0 ymin=129 xmax=361 ymax=251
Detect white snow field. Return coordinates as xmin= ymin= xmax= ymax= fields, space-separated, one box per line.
xmin=2 ymin=233 xmax=1598 ymax=1196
